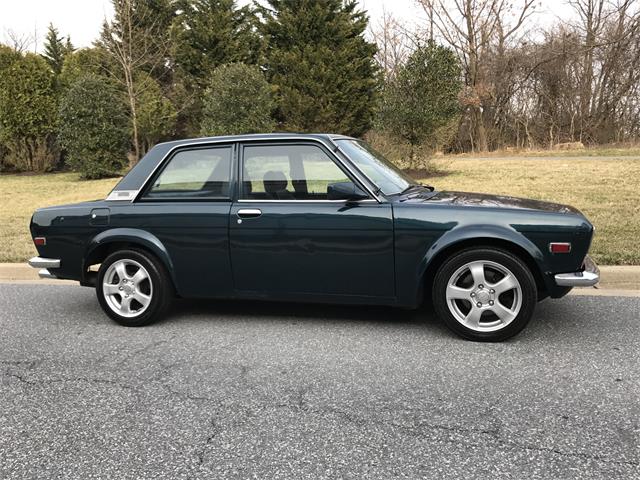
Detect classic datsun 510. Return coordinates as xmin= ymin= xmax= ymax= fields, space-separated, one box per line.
xmin=29 ymin=134 xmax=599 ymax=341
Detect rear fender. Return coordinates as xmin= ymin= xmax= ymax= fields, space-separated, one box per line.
xmin=84 ymin=228 xmax=177 ymax=290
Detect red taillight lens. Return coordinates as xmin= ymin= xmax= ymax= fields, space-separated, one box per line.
xmin=549 ymin=242 xmax=571 ymax=253
xmin=34 ymin=237 xmax=46 ymax=246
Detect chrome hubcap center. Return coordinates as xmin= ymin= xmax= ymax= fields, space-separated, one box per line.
xmin=122 ymin=282 xmax=134 ymax=295
xmin=474 ymin=289 xmax=492 ymax=305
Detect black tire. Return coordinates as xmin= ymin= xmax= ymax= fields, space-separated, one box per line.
xmin=96 ymin=249 xmax=173 ymax=327
xmin=432 ymin=247 xmax=537 ymax=342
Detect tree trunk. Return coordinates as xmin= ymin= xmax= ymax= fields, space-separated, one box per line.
xmin=473 ymin=106 xmax=488 ymax=152
xmin=125 ymin=69 xmax=140 ymax=167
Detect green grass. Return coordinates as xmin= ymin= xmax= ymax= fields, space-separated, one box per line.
xmin=1 ymin=155 xmax=639 ymax=265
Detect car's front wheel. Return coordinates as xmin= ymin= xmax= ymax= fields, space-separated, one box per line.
xmin=432 ymin=248 xmax=537 ymax=341
xmin=96 ymin=249 xmax=173 ymax=327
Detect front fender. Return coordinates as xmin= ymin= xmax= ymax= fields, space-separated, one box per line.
xmin=420 ymin=224 xmax=547 ymax=278
xmin=394 ymin=223 xmax=551 ymax=308
xmin=84 ymin=228 xmax=177 ymax=288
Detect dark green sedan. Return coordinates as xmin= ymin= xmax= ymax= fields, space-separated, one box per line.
xmin=28 ymin=134 xmax=599 ymax=341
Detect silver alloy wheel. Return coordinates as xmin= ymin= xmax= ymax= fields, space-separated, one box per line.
xmin=102 ymin=259 xmax=153 ymax=318
xmin=445 ymin=260 xmax=522 ymax=332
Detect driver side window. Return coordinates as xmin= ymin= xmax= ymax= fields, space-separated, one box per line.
xmin=241 ymin=144 xmax=352 ymax=200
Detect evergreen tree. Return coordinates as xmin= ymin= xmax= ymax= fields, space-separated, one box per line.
xmin=42 ymin=24 xmax=73 ymax=75
xmin=171 ymin=0 xmax=262 ymax=90
xmin=378 ymin=41 xmax=462 ymax=167
xmin=0 ymin=53 xmax=59 ymax=171
xmin=260 ymin=0 xmax=379 ymax=136
xmin=59 ymin=48 xmax=108 ymax=89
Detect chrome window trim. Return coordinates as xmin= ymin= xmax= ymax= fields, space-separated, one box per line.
xmin=236 ymin=199 xmax=377 ymax=203
xmin=106 ymin=136 xmax=387 ymax=204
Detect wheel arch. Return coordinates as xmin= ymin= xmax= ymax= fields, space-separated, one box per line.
xmin=419 ymin=228 xmax=549 ymax=304
xmin=82 ymin=228 xmax=177 ymax=292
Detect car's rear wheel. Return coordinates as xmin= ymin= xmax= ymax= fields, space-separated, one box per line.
xmin=96 ymin=249 xmax=172 ymax=327
xmin=432 ymin=248 xmax=537 ymax=341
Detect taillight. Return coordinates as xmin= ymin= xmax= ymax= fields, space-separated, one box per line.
xmin=34 ymin=237 xmax=46 ymax=246
xmin=549 ymin=242 xmax=571 ymax=253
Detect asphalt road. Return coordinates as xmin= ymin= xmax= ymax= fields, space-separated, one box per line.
xmin=0 ymin=284 xmax=638 ymax=480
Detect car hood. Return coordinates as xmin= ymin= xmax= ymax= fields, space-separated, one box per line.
xmin=415 ymin=190 xmax=583 ymax=215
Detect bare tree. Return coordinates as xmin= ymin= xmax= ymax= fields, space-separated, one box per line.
xmin=416 ymin=0 xmax=536 ymax=151
xmin=369 ymin=10 xmax=412 ymax=80
xmin=2 ymin=29 xmax=35 ymax=53
xmin=97 ymin=0 xmax=168 ymax=165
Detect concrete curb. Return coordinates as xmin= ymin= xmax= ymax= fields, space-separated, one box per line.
xmin=1 ymin=263 xmax=638 ymax=292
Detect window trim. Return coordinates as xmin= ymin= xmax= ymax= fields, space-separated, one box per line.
xmin=138 ymin=144 xmax=235 ymax=202
xmin=237 ymin=141 xmax=377 ymax=203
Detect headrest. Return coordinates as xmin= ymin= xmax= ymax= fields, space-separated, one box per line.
xmin=263 ymin=170 xmax=289 ymax=194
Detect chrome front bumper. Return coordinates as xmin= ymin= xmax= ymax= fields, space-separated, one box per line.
xmin=28 ymin=257 xmax=61 ymax=279
xmin=554 ymin=256 xmax=600 ymax=287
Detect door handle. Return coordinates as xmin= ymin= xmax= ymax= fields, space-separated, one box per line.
xmin=237 ymin=208 xmax=262 ymax=219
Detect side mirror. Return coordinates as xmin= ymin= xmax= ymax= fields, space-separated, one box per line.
xmin=327 ymin=182 xmax=369 ymax=201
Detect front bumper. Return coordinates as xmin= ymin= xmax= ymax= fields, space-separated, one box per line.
xmin=28 ymin=257 xmax=61 ymax=279
xmin=554 ymin=255 xmax=600 ymax=287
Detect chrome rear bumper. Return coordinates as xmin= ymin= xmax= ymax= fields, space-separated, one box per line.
xmin=554 ymin=256 xmax=600 ymax=287
xmin=28 ymin=257 xmax=61 ymax=279
xmin=29 ymin=257 xmax=60 ymax=269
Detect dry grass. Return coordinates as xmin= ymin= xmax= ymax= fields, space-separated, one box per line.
xmin=444 ymin=146 xmax=640 ymax=158
xmin=422 ymin=156 xmax=640 ymax=265
xmin=1 ymin=156 xmax=639 ymax=265
xmin=0 ymin=173 xmax=119 ymax=263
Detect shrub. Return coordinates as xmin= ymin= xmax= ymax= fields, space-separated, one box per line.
xmin=58 ymin=76 xmax=129 ymax=179
xmin=0 ymin=53 xmax=59 ymax=172
xmin=200 ymin=63 xmax=274 ymax=136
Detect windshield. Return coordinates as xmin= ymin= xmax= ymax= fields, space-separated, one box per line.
xmin=336 ymin=139 xmax=417 ymax=195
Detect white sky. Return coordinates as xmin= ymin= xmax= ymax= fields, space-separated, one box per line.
xmin=0 ymin=0 xmax=572 ymax=53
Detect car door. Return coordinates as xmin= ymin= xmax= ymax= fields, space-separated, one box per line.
xmin=127 ymin=143 xmax=235 ymax=298
xmin=229 ymin=141 xmax=395 ymax=300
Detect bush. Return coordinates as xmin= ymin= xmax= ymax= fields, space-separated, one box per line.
xmin=58 ymin=76 xmax=129 ymax=179
xmin=200 ymin=63 xmax=274 ymax=136
xmin=0 ymin=53 xmax=59 ymax=172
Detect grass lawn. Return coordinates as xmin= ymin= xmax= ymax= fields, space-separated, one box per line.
xmin=1 ymin=155 xmax=639 ymax=265
xmin=423 ymin=156 xmax=640 ymax=265
xmin=0 ymin=173 xmax=119 ymax=263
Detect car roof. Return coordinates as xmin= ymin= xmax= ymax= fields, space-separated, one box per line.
xmin=155 ymin=132 xmax=357 ymax=148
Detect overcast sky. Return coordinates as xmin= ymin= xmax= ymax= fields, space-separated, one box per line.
xmin=1 ymin=0 xmax=571 ymax=53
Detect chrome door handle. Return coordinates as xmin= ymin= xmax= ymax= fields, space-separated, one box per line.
xmin=237 ymin=208 xmax=262 ymax=218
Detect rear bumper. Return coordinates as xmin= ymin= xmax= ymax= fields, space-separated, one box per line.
xmin=28 ymin=257 xmax=61 ymax=279
xmin=554 ymin=255 xmax=600 ymax=287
